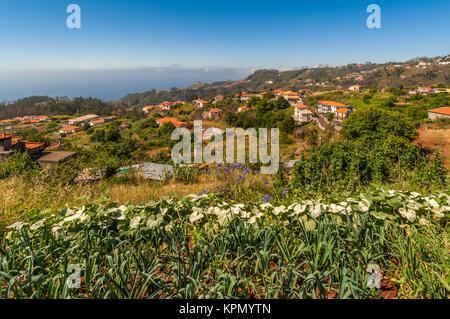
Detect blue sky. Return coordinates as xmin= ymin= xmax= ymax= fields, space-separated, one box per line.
xmin=0 ymin=0 xmax=449 ymax=100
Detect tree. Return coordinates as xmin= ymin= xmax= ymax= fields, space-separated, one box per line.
xmin=342 ymin=108 xmax=417 ymax=141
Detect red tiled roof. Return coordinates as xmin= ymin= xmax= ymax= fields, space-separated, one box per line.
xmin=429 ymin=107 xmax=450 ymax=116
xmin=319 ymin=100 xmax=347 ymax=107
xmin=60 ymin=125 xmax=81 ymax=132
xmin=156 ymin=117 xmax=188 ymax=128
xmin=336 ymin=108 xmax=349 ymax=114
xmin=91 ymin=118 xmax=105 ymax=124
xmin=0 ymin=133 xmax=13 ymax=140
xmin=25 ymin=142 xmax=45 ymax=150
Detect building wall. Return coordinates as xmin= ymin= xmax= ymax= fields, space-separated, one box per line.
xmin=428 ymin=112 xmax=450 ymax=121
xmin=0 ymin=138 xmax=12 ymax=152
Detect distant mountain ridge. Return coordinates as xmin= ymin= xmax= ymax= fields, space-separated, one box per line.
xmin=120 ymin=54 xmax=450 ymax=107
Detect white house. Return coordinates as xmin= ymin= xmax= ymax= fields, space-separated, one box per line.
xmin=68 ymin=114 xmax=99 ymax=126
xmin=194 ymin=99 xmax=209 ymax=108
xmin=317 ymin=100 xmax=354 ymax=122
xmin=273 ymin=90 xmax=302 ymax=105
xmin=428 ymin=107 xmax=450 ymax=121
xmin=294 ymin=104 xmax=314 ymax=124
xmin=409 ymin=87 xmax=438 ymax=95
xmin=349 ymin=85 xmax=362 ymax=92
xmin=317 ymin=100 xmax=347 ymax=114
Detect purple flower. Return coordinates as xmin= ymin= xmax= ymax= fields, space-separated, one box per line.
xmin=231 ymin=163 xmax=244 ymax=170
xmin=264 ymin=179 xmax=270 ymax=186
xmin=238 ymin=175 xmax=245 ymax=182
xmin=243 ymin=167 xmax=251 ymax=175
xmin=262 ymin=194 xmax=273 ymax=203
xmin=282 ymin=187 xmax=288 ymax=194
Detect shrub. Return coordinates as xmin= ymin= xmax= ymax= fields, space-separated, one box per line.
xmin=173 ymin=166 xmax=200 ymax=184
xmin=342 ymin=108 xmax=417 ymax=141
xmin=0 ymin=153 xmax=38 ymax=179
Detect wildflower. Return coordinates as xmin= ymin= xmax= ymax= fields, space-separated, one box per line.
xmin=410 ymin=192 xmax=421 ymax=199
xmin=165 ymin=223 xmax=173 ymax=232
xmin=51 ymin=222 xmax=64 ymax=235
xmin=231 ymin=163 xmax=243 ymax=170
xmin=130 ymin=216 xmax=141 ymax=229
xmin=243 ymin=167 xmax=251 ymax=175
xmin=407 ymin=201 xmax=422 ymax=211
xmin=118 ymin=205 xmax=128 ymax=213
xmin=260 ymin=203 xmax=273 ymax=210
xmin=358 ymin=201 xmax=370 ymax=212
xmin=7 ymin=222 xmax=24 ymax=231
xmin=428 ymin=199 xmax=440 ymax=208
xmin=188 ymin=194 xmax=208 ymax=202
xmin=189 ymin=210 xmax=204 ymax=223
xmin=431 ymin=206 xmax=446 ymax=219
xmin=399 ymin=208 xmax=417 ymax=222
xmin=292 ymin=204 xmax=307 ymax=215
xmin=262 ymin=194 xmax=273 ymax=203
xmin=146 ymin=215 xmax=163 ymax=229
xmin=248 ymin=216 xmax=257 ymax=225
xmin=63 ymin=210 xmax=88 ymax=223
xmin=274 ymin=205 xmax=286 ymax=216
xmin=216 ymin=209 xmax=232 ymax=226
xmin=329 ymin=204 xmax=345 ymax=214
xmin=116 ymin=211 xmax=127 ymax=221
xmin=30 ymin=220 xmax=46 ymax=231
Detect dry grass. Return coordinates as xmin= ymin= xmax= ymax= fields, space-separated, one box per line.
xmin=108 ymin=176 xmax=222 ymax=204
xmin=0 ymin=174 xmax=225 ymax=230
xmin=416 ymin=127 xmax=450 ymax=168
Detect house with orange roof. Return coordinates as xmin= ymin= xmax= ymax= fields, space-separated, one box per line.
xmin=68 ymin=114 xmax=99 ymax=126
xmin=236 ymin=92 xmax=265 ymax=102
xmin=90 ymin=118 xmax=106 ymax=126
xmin=318 ymin=100 xmax=346 ymax=112
xmin=0 ymin=134 xmax=27 ymax=160
xmin=237 ymin=105 xmax=249 ymax=113
xmin=206 ymin=108 xmax=223 ymax=121
xmin=214 ymin=95 xmax=224 ymax=103
xmin=194 ymin=99 xmax=210 ymax=109
xmin=156 ymin=117 xmax=189 ymax=128
xmin=59 ymin=125 xmax=82 ymax=135
xmin=428 ymin=107 xmax=450 ymax=121
xmin=142 ymin=105 xmax=155 ymax=114
xmin=274 ymin=90 xmax=302 ymax=105
xmin=294 ymin=104 xmax=314 ymax=124
xmin=335 ymin=108 xmax=353 ymax=121
xmin=25 ymin=142 xmax=46 ymax=156
xmin=0 ymin=134 xmax=13 ymax=152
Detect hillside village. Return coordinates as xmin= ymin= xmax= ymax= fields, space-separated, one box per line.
xmin=1 ymin=53 xmax=450 ymax=300
xmin=1 ymin=81 xmax=450 ymax=182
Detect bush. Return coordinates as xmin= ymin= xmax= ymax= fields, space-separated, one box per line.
xmin=291 ymin=136 xmax=446 ymax=193
xmin=0 ymin=153 xmax=38 ymax=179
xmin=173 ymin=166 xmax=200 ymax=184
xmin=342 ymin=108 xmax=417 ymax=141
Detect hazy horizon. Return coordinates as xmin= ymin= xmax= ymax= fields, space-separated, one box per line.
xmin=1 ymin=0 xmax=449 ymax=101
xmin=0 ymin=66 xmax=253 ymax=102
